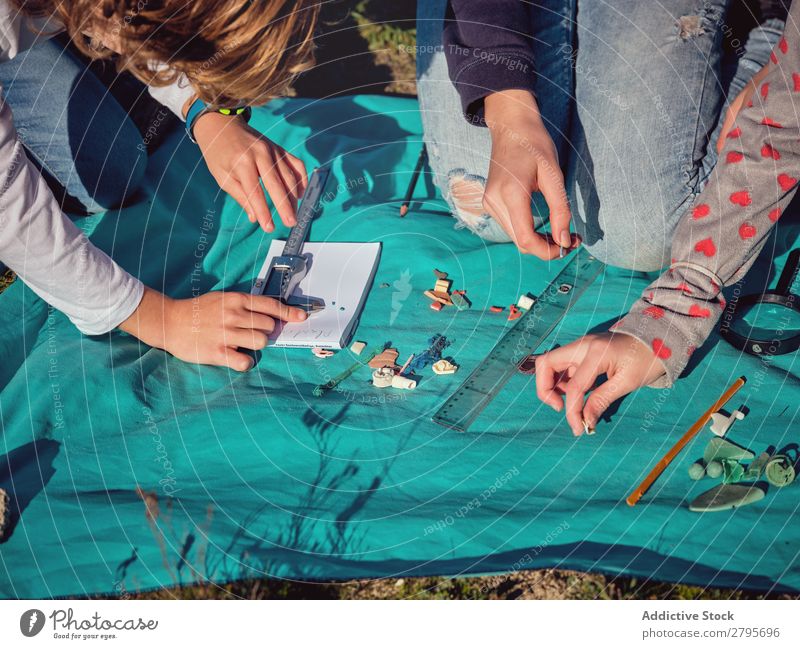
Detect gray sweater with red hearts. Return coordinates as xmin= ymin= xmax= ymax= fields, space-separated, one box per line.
xmin=614 ymin=0 xmax=800 ymax=386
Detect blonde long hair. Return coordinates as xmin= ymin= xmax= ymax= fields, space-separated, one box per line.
xmin=13 ymin=0 xmax=319 ymax=107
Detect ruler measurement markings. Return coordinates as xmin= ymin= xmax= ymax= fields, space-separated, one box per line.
xmin=432 ymin=253 xmax=604 ymax=432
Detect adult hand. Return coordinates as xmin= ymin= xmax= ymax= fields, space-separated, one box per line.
xmin=717 ymin=63 xmax=772 ymax=154
xmin=120 ymin=287 xmax=308 ymax=371
xmin=193 ymin=113 xmax=308 ymax=232
xmin=535 ymin=332 xmax=667 ymax=436
xmin=483 ymin=89 xmax=578 ymax=258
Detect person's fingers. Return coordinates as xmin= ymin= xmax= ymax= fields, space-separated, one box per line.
xmin=239 ymin=165 xmax=274 ymax=232
xmin=535 ymin=354 xmax=565 ymax=411
xmin=256 ymin=154 xmax=296 ymax=227
xmin=216 ymin=347 xmax=255 ymax=372
xmin=582 ymin=371 xmax=636 ymax=430
xmin=223 ymin=179 xmax=257 ymax=223
xmin=564 ymin=348 xmax=606 ymax=436
xmin=493 ymin=190 xmax=561 ymax=259
xmin=536 ymin=160 xmax=572 ymax=249
xmin=283 ymin=152 xmax=309 ymax=198
xmin=232 ymin=311 xmax=277 ymax=333
xmin=225 ymin=328 xmax=270 ymax=351
xmin=535 ymin=341 xmax=591 ymax=412
xmin=245 ymin=295 xmax=308 ymax=322
xmin=275 ymin=156 xmax=301 ymax=213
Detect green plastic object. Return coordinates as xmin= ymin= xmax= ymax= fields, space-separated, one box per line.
xmin=703 ymin=437 xmax=755 ymax=464
xmin=689 ymin=484 xmax=766 ymax=512
xmin=721 ymin=459 xmax=745 ymax=484
xmin=450 ymin=293 xmax=471 ymax=311
xmin=766 ymin=455 xmax=796 ymax=488
xmin=313 ymin=348 xmax=381 ymax=397
xmin=688 ymin=461 xmax=706 ymax=480
xmin=706 ymin=460 xmax=723 ymax=479
xmin=743 ymin=452 xmax=770 ymax=481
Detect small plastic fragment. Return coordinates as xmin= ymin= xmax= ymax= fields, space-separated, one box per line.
xmin=582 ymin=419 xmax=595 ymax=436
xmin=424 ymin=290 xmax=453 ymax=305
xmin=517 ymin=294 xmax=535 ymax=311
xmin=709 ymin=408 xmax=746 ymax=437
xmin=688 ymin=461 xmax=706 ymax=480
xmin=391 ymin=374 xmax=417 ymax=390
xmin=766 ymin=455 xmax=796 ymax=487
xmin=434 ymin=278 xmax=452 ymax=294
xmin=407 ymin=334 xmax=450 ymax=375
xmin=689 ymin=484 xmax=765 ymax=512
xmin=703 ymin=437 xmax=754 ymax=464
xmin=372 ymin=367 xmax=394 ymax=388
xmin=430 ymin=301 xmax=443 ymax=311
xmin=721 ymin=459 xmax=745 ymax=484
xmin=450 ymin=292 xmax=471 ymax=311
xmin=368 ymin=348 xmax=400 ymax=370
xmin=508 ymin=305 xmax=522 ymax=321
xmin=379 ymin=282 xmax=390 ymax=288
xmin=743 ymin=452 xmax=770 ymax=481
xmin=350 ymin=341 xmax=366 ymax=355
xmin=432 ymin=359 xmax=458 ymax=375
xmin=398 ymin=354 xmax=414 ymax=376
xmin=706 ymin=460 xmax=723 ymax=479
xmin=517 ymin=354 xmax=537 ymax=375
xmin=312 ymin=347 xmax=335 ymax=358
xmin=433 ymin=269 xmax=448 ymax=280
xmin=489 ymin=306 xmax=504 ymax=313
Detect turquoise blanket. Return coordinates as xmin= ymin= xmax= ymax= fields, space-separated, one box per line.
xmin=1 ymin=96 xmax=799 ymax=598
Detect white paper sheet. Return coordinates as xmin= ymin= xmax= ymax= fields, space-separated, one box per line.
xmin=257 ymin=240 xmax=381 ymax=348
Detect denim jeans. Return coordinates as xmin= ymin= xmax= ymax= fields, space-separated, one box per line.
xmin=0 ymin=36 xmax=150 ymax=216
xmin=417 ymin=0 xmax=783 ymax=271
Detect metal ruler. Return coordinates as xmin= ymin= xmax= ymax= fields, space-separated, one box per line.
xmin=432 ymin=252 xmax=605 ymax=432
xmin=251 ymin=165 xmax=331 ymax=309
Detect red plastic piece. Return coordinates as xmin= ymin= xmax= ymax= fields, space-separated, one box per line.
xmin=430 ymin=301 xmax=443 ymax=311
xmin=508 ymin=305 xmax=522 ymax=321
xmin=489 ymin=306 xmax=504 ymax=313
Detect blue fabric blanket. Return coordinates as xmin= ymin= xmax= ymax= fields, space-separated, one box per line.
xmin=1 ymin=95 xmax=799 ymax=598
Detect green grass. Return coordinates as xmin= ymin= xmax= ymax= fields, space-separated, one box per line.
xmin=122 ymin=571 xmax=797 ymax=601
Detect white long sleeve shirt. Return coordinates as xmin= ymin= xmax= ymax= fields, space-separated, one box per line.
xmin=0 ymin=1 xmax=194 ymax=334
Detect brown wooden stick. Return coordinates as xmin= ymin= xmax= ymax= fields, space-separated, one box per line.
xmin=626 ymin=376 xmax=746 ymax=507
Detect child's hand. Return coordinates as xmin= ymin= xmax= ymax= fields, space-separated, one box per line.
xmin=120 ymin=287 xmax=307 ymax=371
xmin=534 ymin=332 xmax=667 ymax=435
xmin=193 ymin=113 xmax=308 ymax=232
xmin=483 ymin=90 xmax=578 ymax=258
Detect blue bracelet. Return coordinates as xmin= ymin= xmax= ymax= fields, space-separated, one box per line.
xmin=185 ymin=99 xmax=252 ymax=144
xmin=185 ymin=98 xmax=208 ymax=143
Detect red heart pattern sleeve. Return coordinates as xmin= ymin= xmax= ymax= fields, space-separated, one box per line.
xmin=614 ymin=2 xmax=800 ymax=387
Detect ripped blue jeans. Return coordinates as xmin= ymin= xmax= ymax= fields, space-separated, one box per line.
xmin=417 ymin=0 xmax=783 ymax=271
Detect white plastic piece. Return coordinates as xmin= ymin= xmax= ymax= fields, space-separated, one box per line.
xmin=517 ymin=294 xmax=535 ymax=311
xmin=432 ymin=359 xmax=458 ymax=375
xmin=312 ymin=347 xmax=335 ymax=358
xmin=372 ymin=367 xmax=394 ymax=388
xmin=391 ymin=374 xmax=417 ymax=390
xmin=709 ymin=408 xmax=746 ymax=437
xmin=350 ymin=341 xmax=366 ymax=355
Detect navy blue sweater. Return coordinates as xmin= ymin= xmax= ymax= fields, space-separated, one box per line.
xmin=443 ymin=0 xmax=789 ymax=123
